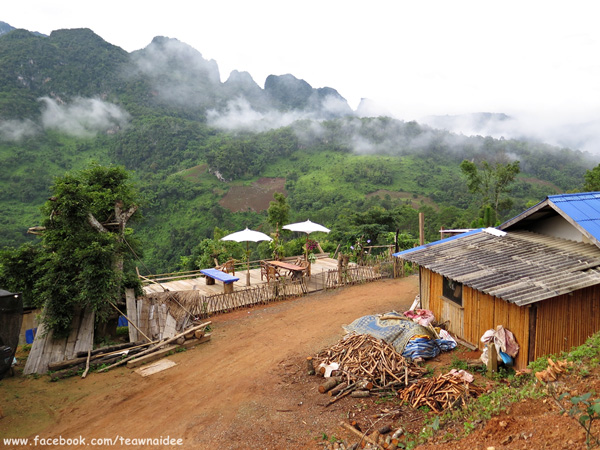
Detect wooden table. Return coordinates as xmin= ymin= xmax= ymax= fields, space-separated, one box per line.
xmin=268 ymin=261 xmax=307 ymax=280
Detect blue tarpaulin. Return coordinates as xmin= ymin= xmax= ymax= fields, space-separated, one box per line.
xmin=343 ymin=311 xmax=456 ymax=360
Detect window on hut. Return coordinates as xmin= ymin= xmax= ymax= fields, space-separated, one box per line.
xmin=442 ymin=276 xmax=463 ymax=306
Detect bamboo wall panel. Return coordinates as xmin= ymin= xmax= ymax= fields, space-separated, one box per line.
xmin=535 ymin=285 xmax=600 ymax=359
xmin=421 ymin=269 xmax=531 ymax=369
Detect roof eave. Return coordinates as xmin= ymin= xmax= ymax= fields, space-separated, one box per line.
xmin=499 ymin=198 xmax=552 ymax=230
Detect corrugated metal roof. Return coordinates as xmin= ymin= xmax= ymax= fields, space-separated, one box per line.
xmin=501 ymin=192 xmax=600 ymax=248
xmin=549 ymin=193 xmax=600 ymax=245
xmin=395 ymin=229 xmax=600 ymax=306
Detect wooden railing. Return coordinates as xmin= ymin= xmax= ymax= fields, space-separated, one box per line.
xmin=137 ymin=253 xmax=332 ymax=286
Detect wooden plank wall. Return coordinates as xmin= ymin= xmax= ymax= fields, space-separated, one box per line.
xmin=535 ymin=284 xmax=600 ymax=359
xmin=420 ymin=269 xmax=530 ymax=369
xmin=23 ymin=308 xmax=95 ymax=375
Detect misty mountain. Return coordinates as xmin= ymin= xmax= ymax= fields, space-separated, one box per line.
xmin=0 ymin=26 xmax=353 ymax=125
xmin=423 ymin=113 xmax=513 ymax=134
xmin=0 ymin=21 xmax=14 ymax=37
xmin=421 ymin=112 xmax=600 ymax=155
xmin=0 ymin=22 xmax=597 ymax=273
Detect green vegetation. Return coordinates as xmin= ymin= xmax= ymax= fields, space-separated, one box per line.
xmin=0 ymin=26 xmax=598 ymax=280
xmin=0 ymin=164 xmax=142 ymax=337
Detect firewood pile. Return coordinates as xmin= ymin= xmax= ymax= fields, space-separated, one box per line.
xmin=310 ymin=334 xmax=428 ymax=405
xmin=534 ymin=358 xmax=572 ymax=383
xmin=397 ymin=371 xmax=485 ymax=413
xmin=316 ymin=333 xmax=426 ymax=387
xmin=48 ymin=321 xmax=211 ymax=380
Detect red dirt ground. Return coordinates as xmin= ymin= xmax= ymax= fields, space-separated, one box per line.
xmin=0 ymin=276 xmax=596 ymax=449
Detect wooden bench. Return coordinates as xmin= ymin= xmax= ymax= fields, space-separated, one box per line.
xmin=200 ymin=268 xmax=240 ymax=294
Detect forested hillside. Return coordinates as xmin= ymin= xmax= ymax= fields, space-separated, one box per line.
xmin=0 ymin=26 xmax=597 ymax=273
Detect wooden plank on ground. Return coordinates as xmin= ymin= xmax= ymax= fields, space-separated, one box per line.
xmin=180 ymin=334 xmax=211 ymax=349
xmin=135 ymin=359 xmax=177 ymax=377
xmin=125 ymin=334 xmax=212 ymax=369
xmin=126 ymin=345 xmax=178 ymax=369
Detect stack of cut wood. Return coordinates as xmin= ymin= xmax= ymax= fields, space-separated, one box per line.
xmin=397 ymin=371 xmax=485 ymax=413
xmin=49 ymin=341 xmax=154 ymax=381
xmin=316 ymin=333 xmax=426 ymax=387
xmin=534 ymin=358 xmax=571 ymax=383
xmin=311 ymin=334 xmax=427 ymax=405
xmin=49 ymin=321 xmax=211 ymax=380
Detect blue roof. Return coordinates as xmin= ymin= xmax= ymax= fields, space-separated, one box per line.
xmin=549 ymin=192 xmax=600 ymax=242
xmin=393 ymin=228 xmax=484 ymax=257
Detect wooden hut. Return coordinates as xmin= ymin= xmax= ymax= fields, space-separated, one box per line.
xmin=394 ymin=192 xmax=600 ymax=369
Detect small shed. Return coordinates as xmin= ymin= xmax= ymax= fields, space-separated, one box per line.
xmin=0 ymin=289 xmax=23 ymax=379
xmin=394 ymin=192 xmax=600 ymax=369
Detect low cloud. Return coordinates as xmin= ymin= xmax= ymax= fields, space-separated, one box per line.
xmin=207 ymin=97 xmax=335 ymax=132
xmin=420 ymin=111 xmax=600 ymax=155
xmin=0 ymin=119 xmax=40 ymax=141
xmin=40 ymin=97 xmax=130 ymax=137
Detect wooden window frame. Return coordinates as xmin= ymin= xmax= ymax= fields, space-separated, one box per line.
xmin=442 ymin=276 xmax=463 ymax=307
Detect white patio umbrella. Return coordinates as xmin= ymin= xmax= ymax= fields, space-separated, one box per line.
xmin=282 ymin=220 xmax=330 ymax=271
xmin=221 ymin=228 xmax=272 ymax=286
xmin=282 ymin=219 xmax=331 ymax=235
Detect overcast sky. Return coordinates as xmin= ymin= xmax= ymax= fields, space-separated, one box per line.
xmin=3 ymin=1 xmax=600 ymax=128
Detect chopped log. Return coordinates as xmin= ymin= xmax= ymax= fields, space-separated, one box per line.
xmin=326 ymin=383 xmax=359 ymax=407
xmin=328 ymin=382 xmax=348 ymax=397
xmin=339 ymin=421 xmax=383 ymax=450
xmin=350 ymin=390 xmax=371 ymax=398
xmin=194 ymin=329 xmax=205 ymax=340
xmin=176 ymin=337 xmax=186 ymax=345
xmin=50 ymin=341 xmax=156 ymax=371
xmin=75 ymin=341 xmax=144 ymax=358
xmin=319 ymin=376 xmax=342 ymax=394
xmin=307 ymin=356 xmax=315 ymax=376
xmin=48 ymin=356 xmax=92 ymax=372
xmin=184 ymin=330 xmax=195 ymax=340
xmin=179 ymin=334 xmax=211 ymax=349
xmin=49 ymin=363 xmax=86 ymax=381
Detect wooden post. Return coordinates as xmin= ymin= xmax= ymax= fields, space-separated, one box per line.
xmin=125 ymin=288 xmax=138 ymax=343
xmin=486 ymin=342 xmax=498 ymax=377
xmin=419 ymin=212 xmax=425 ymax=246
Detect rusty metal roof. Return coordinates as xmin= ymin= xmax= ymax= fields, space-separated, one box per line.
xmin=394 ymin=229 xmax=600 ymax=306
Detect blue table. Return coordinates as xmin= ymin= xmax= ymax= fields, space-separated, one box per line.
xmin=200 ymin=268 xmax=240 ymax=293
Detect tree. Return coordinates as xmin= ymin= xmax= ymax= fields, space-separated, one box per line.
xmin=459 ymin=159 xmax=520 ymax=217
xmin=0 ymin=163 xmax=142 ymax=338
xmin=584 ymin=164 xmax=600 ymax=192
xmin=267 ymin=192 xmax=289 ymax=230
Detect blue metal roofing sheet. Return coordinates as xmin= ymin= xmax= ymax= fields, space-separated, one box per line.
xmin=549 ymin=192 xmax=600 ymax=242
xmin=392 ymin=228 xmax=484 ymax=257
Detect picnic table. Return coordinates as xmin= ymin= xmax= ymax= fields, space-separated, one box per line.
xmin=267 ymin=260 xmax=307 ymax=280
xmin=200 ymin=268 xmax=240 ymax=294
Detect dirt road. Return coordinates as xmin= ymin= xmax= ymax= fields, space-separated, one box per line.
xmin=1 ymin=276 xmax=419 ymax=449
